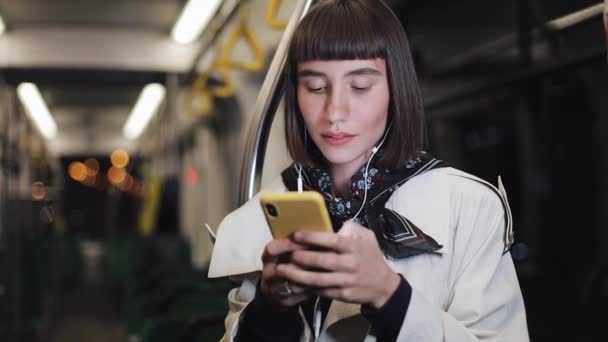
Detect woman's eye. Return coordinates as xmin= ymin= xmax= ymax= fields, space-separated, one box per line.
xmin=307 ymin=86 xmax=326 ymax=93
xmin=352 ymin=85 xmax=371 ymax=92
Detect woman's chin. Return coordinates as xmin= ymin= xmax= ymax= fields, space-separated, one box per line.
xmin=319 ymin=149 xmax=364 ymax=167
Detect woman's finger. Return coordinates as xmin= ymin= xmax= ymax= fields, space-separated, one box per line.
xmin=338 ymin=220 xmax=367 ymax=237
xmin=316 ymin=287 xmax=347 ymax=301
xmin=291 ymin=231 xmax=352 ymax=253
xmin=276 ymin=263 xmax=352 ymax=288
xmin=262 ymin=238 xmax=308 ymax=262
xmin=279 ymin=293 xmax=309 ymax=307
xmin=290 ymin=250 xmax=357 ymax=273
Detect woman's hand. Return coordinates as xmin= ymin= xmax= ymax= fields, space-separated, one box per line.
xmin=276 ymin=221 xmax=400 ymax=309
xmin=260 ymin=238 xmax=312 ymax=307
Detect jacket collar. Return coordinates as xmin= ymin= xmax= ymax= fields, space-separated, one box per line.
xmin=208 ymin=169 xmax=452 ymax=279
xmin=384 ymin=167 xmax=452 ymax=256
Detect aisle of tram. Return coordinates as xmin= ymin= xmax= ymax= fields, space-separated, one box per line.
xmin=0 ymin=0 xmax=607 ymax=341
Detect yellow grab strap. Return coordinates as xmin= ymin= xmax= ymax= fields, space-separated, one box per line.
xmin=266 ymin=0 xmax=288 ymax=30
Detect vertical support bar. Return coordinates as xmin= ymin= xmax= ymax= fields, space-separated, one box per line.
xmin=0 ymin=73 xmax=9 ymax=336
xmin=165 ymin=73 xmax=180 ymax=178
xmin=239 ymin=0 xmax=315 ymax=204
xmin=604 ymin=0 xmax=608 ymax=63
xmin=602 ymin=0 xmax=608 ymax=263
xmin=8 ymin=88 xmax=22 ymax=341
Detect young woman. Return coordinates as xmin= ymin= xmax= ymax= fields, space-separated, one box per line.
xmin=208 ymin=0 xmax=529 ymax=341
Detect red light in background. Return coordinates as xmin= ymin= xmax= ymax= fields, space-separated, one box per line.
xmin=187 ymin=167 xmax=199 ymax=186
xmin=32 ymin=181 xmax=46 ymax=200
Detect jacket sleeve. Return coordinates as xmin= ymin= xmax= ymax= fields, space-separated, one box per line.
xmin=220 ymin=274 xmax=313 ymax=342
xmin=220 ymin=274 xmax=259 ymax=342
xmin=396 ymin=184 xmax=529 ymax=341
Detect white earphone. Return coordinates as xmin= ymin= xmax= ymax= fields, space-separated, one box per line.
xmin=352 ymin=121 xmax=392 ymax=221
xmin=296 ymin=122 xmax=392 ymax=341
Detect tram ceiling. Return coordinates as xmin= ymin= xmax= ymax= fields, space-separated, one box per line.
xmin=0 ymin=0 xmax=603 ymax=156
xmin=0 ymin=67 xmax=166 ymax=156
xmin=0 ymin=0 xmax=601 ymax=71
xmin=0 ymin=0 xmax=199 ymax=71
xmin=13 ymin=80 xmax=145 ymax=156
xmin=0 ymin=0 xmax=179 ymax=30
xmin=2 ymin=68 xmax=165 ymax=107
xmin=0 ymin=0 xmax=195 ymax=156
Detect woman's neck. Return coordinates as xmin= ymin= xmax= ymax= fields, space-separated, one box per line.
xmin=329 ymin=155 xmax=370 ymax=197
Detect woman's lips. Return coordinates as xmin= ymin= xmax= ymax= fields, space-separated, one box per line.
xmin=321 ymin=132 xmax=356 ymax=146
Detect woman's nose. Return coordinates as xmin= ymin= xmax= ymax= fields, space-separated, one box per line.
xmin=325 ymin=88 xmax=347 ymax=124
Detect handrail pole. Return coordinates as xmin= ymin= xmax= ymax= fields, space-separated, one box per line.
xmin=239 ymin=0 xmax=315 ymax=204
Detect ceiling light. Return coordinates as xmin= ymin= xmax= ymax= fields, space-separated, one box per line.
xmin=171 ymin=0 xmax=223 ymax=44
xmin=123 ymin=83 xmax=166 ymax=140
xmin=17 ymin=83 xmax=58 ymax=139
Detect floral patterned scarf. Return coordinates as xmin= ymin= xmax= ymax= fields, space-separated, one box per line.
xmin=281 ymin=151 xmax=449 ymax=259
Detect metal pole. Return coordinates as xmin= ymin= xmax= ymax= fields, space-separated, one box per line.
xmin=238 ymin=0 xmax=315 ymax=204
xmin=165 ymin=73 xmax=179 ymax=178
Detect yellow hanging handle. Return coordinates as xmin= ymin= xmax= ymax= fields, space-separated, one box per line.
xmin=185 ymin=3 xmax=265 ymax=116
xmin=218 ymin=4 xmax=265 ymax=72
xmin=267 ymin=0 xmax=288 ymax=30
xmin=184 ymin=73 xmax=214 ymax=117
xmin=209 ymin=66 xmax=236 ymax=97
xmin=184 ymin=57 xmax=237 ymax=116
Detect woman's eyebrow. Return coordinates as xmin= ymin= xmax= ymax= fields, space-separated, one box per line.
xmin=298 ymin=67 xmax=382 ymax=78
xmin=344 ymin=67 xmax=382 ymax=77
xmin=298 ymin=69 xmax=326 ymax=78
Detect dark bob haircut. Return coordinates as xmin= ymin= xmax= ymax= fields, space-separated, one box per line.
xmin=284 ymin=0 xmax=426 ymax=169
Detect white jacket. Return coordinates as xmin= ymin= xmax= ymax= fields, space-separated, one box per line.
xmin=208 ymin=167 xmax=530 ymax=341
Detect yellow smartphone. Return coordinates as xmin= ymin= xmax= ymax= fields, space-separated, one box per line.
xmin=260 ymin=191 xmax=334 ymax=239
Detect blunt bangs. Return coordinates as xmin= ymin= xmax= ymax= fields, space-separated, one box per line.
xmin=288 ymin=0 xmax=387 ymax=63
xmin=284 ymin=0 xmax=427 ymax=170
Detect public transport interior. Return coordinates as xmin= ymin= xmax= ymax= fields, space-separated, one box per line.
xmin=0 ymin=0 xmax=607 ymax=341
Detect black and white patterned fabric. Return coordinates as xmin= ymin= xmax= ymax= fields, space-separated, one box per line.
xmin=281 ymin=151 xmax=449 ymax=259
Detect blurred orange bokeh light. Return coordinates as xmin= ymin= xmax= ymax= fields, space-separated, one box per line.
xmin=108 ymin=166 xmax=127 ymax=185
xmin=111 ymin=149 xmax=130 ymax=168
xmin=84 ymin=158 xmax=100 ymax=176
xmin=68 ymin=162 xmax=87 ymax=182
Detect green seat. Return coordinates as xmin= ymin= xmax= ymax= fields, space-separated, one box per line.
xmin=127 ymin=283 xmax=230 ymax=338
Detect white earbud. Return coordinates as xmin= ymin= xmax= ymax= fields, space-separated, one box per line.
xmin=296 ymin=163 xmax=304 ymax=192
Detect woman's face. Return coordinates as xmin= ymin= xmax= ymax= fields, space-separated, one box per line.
xmin=297 ymin=58 xmax=390 ymax=171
